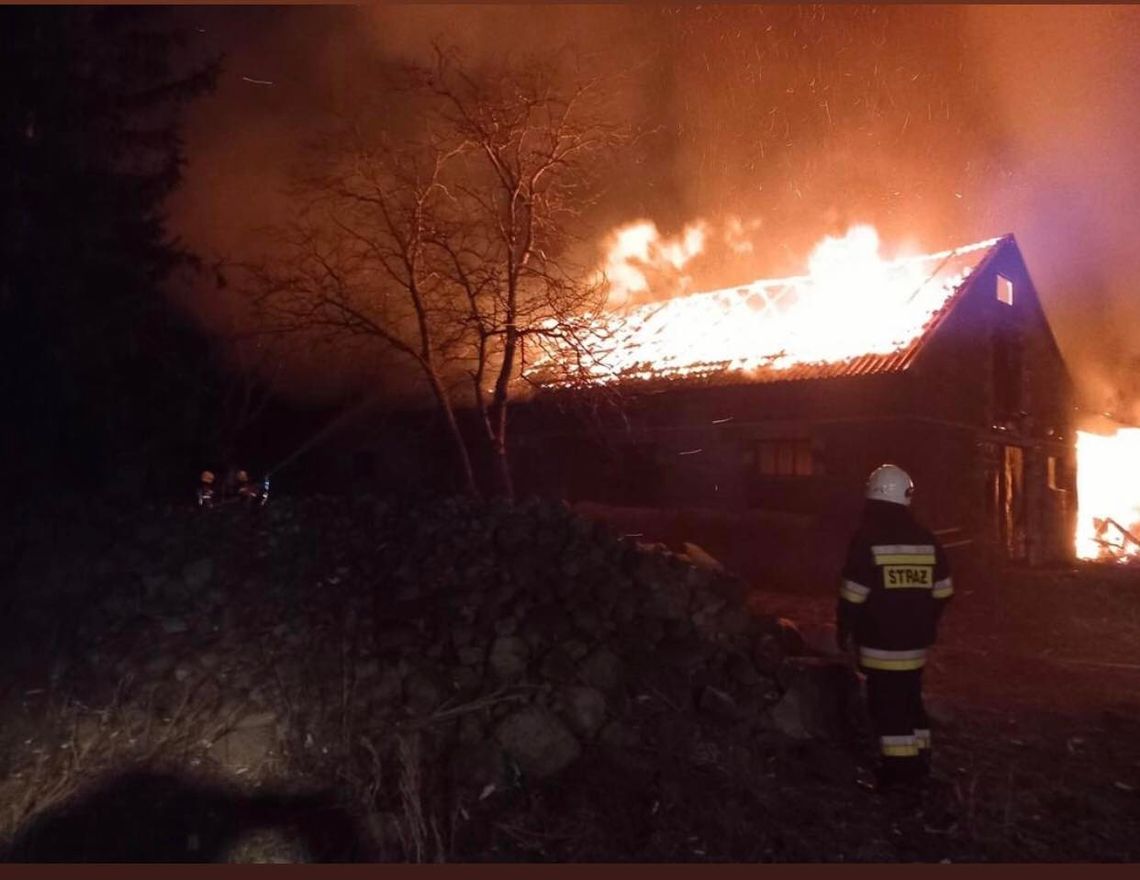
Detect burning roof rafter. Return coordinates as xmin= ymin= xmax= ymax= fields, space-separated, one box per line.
xmin=529 ymin=229 xmax=1006 ymax=389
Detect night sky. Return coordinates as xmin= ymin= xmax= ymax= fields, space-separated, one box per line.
xmin=165 ymin=4 xmax=1140 ymax=413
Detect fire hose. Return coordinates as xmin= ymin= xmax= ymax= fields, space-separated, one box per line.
xmin=198 ymin=393 xmax=382 ymax=510
xmin=262 ymin=392 xmax=384 ymax=484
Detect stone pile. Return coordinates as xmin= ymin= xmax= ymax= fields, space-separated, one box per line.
xmin=23 ymin=493 xmax=859 ymax=797
xmin=296 ymin=495 xmax=859 ymax=789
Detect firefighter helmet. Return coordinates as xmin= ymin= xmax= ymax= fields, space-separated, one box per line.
xmin=200 ymin=470 xmax=216 ymax=484
xmin=865 ymin=464 xmax=914 ymax=506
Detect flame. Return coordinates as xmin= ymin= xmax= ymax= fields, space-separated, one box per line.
xmin=1076 ymin=428 xmax=1140 ymax=561
xmin=599 ymin=220 xmax=708 ymax=308
xmin=723 ymin=215 xmax=761 ymax=256
xmin=534 ymin=225 xmax=1001 ymax=385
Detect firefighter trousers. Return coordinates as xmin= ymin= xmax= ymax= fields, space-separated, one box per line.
xmin=863 ymin=667 xmax=931 ymax=785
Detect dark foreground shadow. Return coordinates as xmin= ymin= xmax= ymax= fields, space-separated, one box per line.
xmin=2 ymin=769 xmax=370 ymax=862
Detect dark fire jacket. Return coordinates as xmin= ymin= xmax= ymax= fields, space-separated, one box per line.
xmin=837 ymin=500 xmax=953 ymax=671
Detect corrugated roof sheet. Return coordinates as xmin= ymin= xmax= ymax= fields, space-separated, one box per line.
xmin=531 ymin=235 xmax=1008 ymax=389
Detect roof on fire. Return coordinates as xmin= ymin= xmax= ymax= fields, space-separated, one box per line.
xmin=530 ymin=234 xmax=1012 ymax=388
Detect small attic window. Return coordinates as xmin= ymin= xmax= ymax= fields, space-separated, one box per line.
xmin=996 ymin=274 xmax=1014 ymax=306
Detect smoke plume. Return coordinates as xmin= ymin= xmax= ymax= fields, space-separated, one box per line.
xmin=166 ymin=5 xmax=1140 ymax=413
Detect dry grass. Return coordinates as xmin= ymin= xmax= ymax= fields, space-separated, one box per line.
xmin=0 ymin=674 xmax=231 ymax=847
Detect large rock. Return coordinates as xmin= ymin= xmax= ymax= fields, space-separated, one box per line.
xmin=751 ymin=633 xmax=785 ymax=675
xmin=679 ymin=542 xmax=725 ymax=573
xmin=578 ymin=646 xmax=624 ymax=692
xmin=712 ymin=605 xmax=752 ymax=638
xmin=495 ymin=707 xmax=581 ymax=778
xmin=643 ymin=580 xmax=691 ymax=621
xmin=488 ymin=636 xmax=530 ymax=681
xmin=559 ymin=685 xmax=607 ymax=739
xmin=751 ymin=618 xmax=807 ymax=673
xmin=762 ymin=657 xmax=859 ymax=740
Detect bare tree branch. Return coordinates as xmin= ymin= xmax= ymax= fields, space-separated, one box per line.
xmin=246 ymin=45 xmax=634 ymax=499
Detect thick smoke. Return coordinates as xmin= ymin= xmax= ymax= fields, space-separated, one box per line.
xmin=962 ymin=6 xmax=1140 ymax=420
xmin=167 ymin=5 xmax=1140 ymax=413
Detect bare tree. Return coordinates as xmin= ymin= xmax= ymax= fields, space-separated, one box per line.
xmin=253 ymin=47 xmax=630 ymax=498
xmin=413 ymin=47 xmax=628 ymax=497
xmin=252 ymin=137 xmax=481 ymax=495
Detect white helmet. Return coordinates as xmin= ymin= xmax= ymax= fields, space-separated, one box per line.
xmin=865 ymin=464 xmax=914 ymax=506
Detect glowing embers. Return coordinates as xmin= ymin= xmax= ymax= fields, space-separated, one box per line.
xmin=531 ymin=227 xmax=1002 ymax=387
xmin=1076 ymin=428 xmax=1140 ymax=562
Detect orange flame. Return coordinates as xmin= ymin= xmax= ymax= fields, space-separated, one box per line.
xmin=1076 ymin=428 xmax=1140 ymax=561
xmin=599 ymin=220 xmax=708 ymax=308
xmin=534 ymin=225 xmax=1001 ymax=385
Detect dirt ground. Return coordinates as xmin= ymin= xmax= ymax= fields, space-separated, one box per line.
xmin=746 ymin=560 xmax=1140 ymax=861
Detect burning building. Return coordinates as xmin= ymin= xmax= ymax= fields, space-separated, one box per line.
xmin=513 ymin=229 xmax=1077 ymax=576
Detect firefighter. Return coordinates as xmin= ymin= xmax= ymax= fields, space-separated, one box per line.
xmin=220 ymin=466 xmax=241 ymax=501
xmin=236 ymin=469 xmax=257 ymax=505
xmin=197 ymin=470 xmax=217 ymax=508
xmin=837 ymin=464 xmax=953 ymax=791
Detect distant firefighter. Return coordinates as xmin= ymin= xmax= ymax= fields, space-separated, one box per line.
xmin=197 ymin=470 xmax=216 ymax=508
xmin=236 ymin=469 xmax=255 ymax=502
xmin=237 ymin=469 xmax=268 ymax=507
xmin=220 ymin=466 xmax=242 ymax=501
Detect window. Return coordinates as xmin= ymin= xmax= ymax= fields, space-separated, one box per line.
xmin=997 ymin=274 xmax=1014 ymax=306
xmin=754 ymin=438 xmax=815 ymax=476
